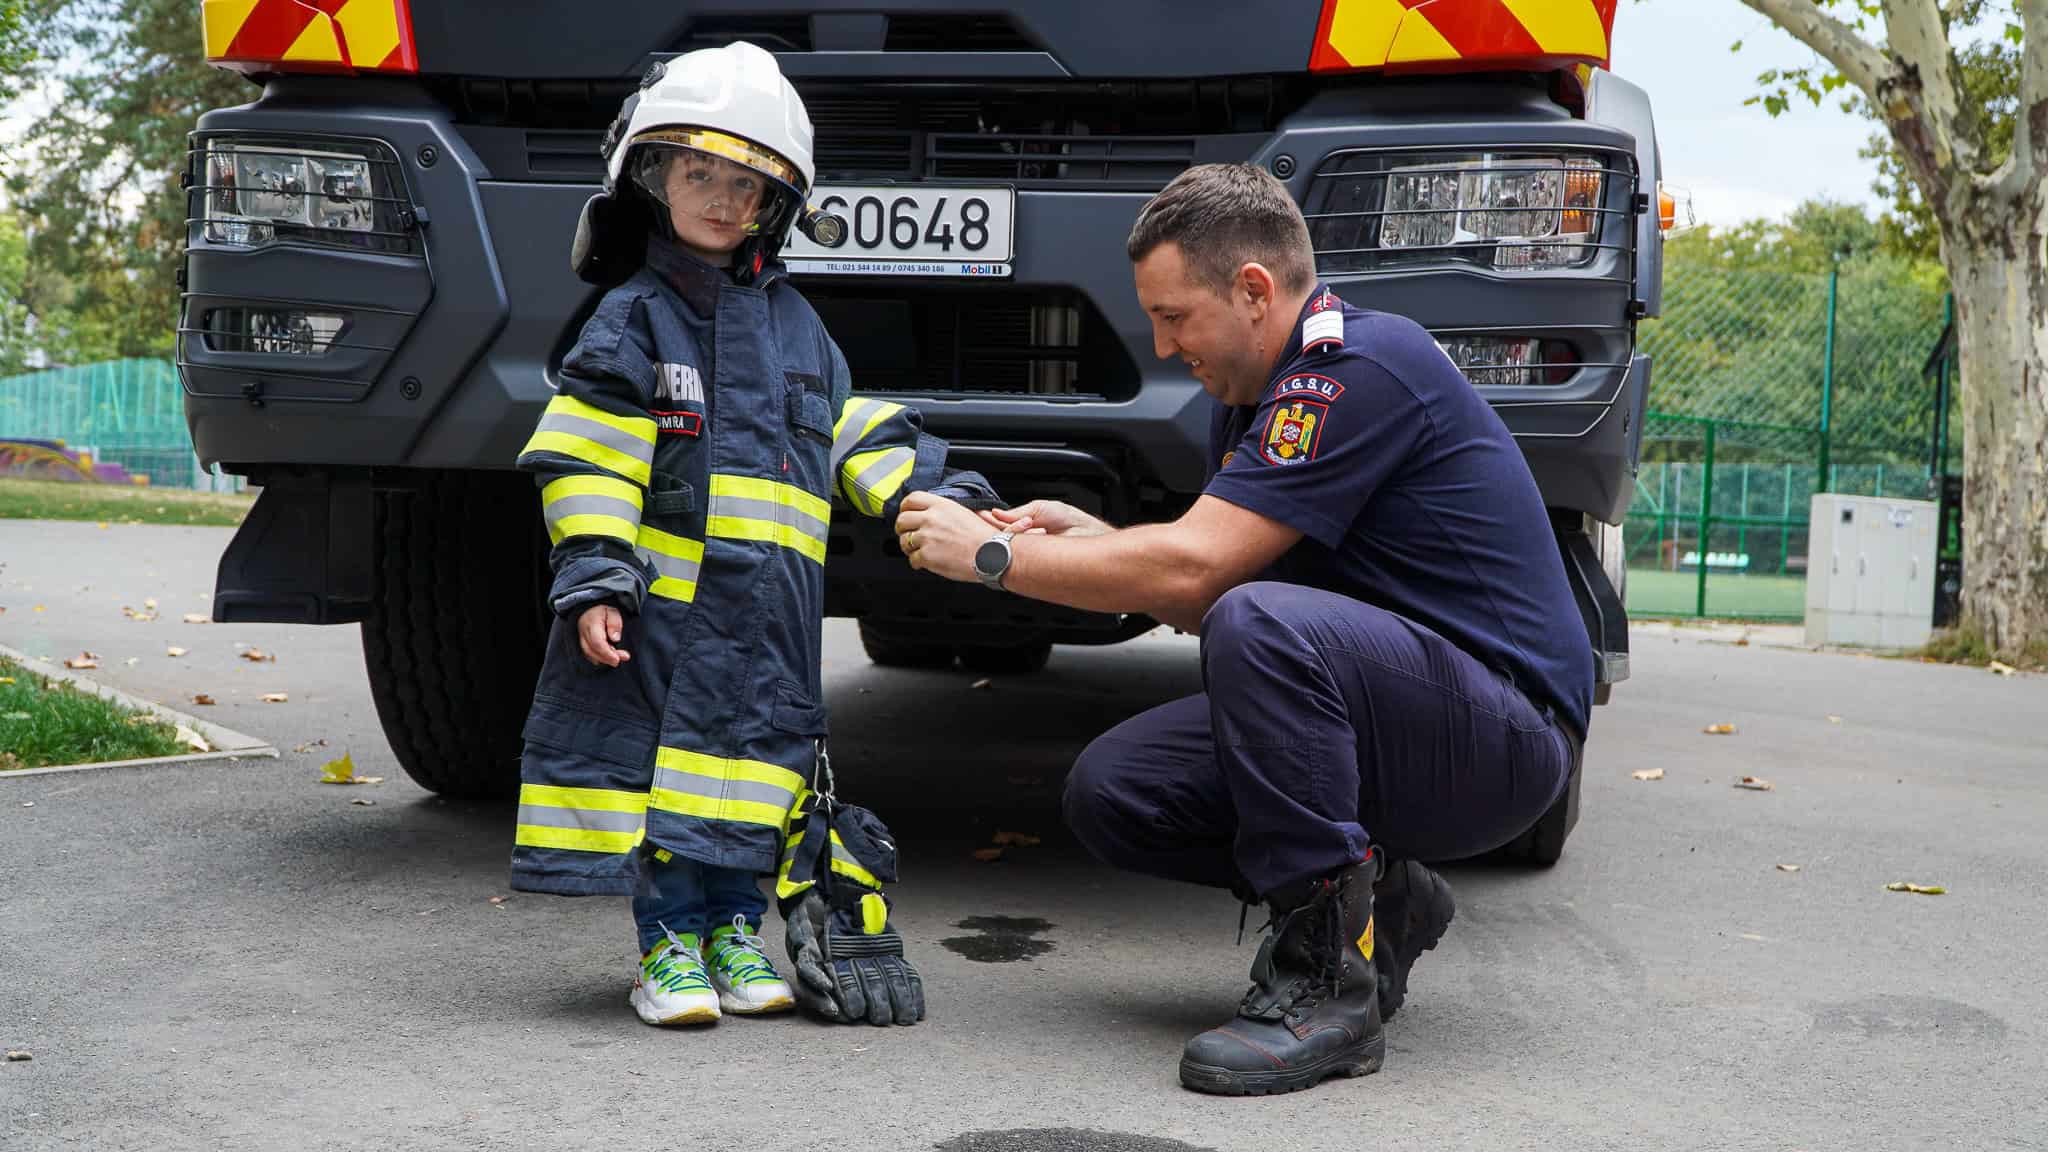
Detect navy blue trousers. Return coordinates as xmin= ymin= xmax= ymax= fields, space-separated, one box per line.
xmin=1064 ymin=582 xmax=1577 ymax=897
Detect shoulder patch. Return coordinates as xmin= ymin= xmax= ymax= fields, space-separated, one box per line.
xmin=1302 ymin=287 xmax=1344 ymax=356
xmin=1261 ymin=399 xmax=1327 ymax=466
xmin=1274 ymin=372 xmax=1346 ymax=402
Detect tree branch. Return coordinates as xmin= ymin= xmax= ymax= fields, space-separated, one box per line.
xmin=2004 ymin=0 xmax=2048 ymax=207
xmin=1737 ymin=0 xmax=1893 ymax=102
xmin=1880 ymin=0 xmax=1966 ymax=172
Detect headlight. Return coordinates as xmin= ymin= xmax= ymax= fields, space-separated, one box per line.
xmin=192 ymin=136 xmax=417 ymax=255
xmin=1307 ymin=150 xmax=1618 ymax=274
xmin=1435 ymin=336 xmax=1578 ymax=387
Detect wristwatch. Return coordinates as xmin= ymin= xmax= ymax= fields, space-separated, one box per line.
xmin=973 ymin=530 xmax=1016 ymax=591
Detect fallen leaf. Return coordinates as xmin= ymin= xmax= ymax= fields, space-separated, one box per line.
xmin=123 ymin=657 xmax=139 ymax=667
xmin=191 ymin=694 xmax=216 ymax=706
xmin=1733 ymin=633 xmax=1751 ymax=647
xmin=351 ymin=798 xmax=376 ymax=806
xmin=971 ymin=847 xmax=1005 ymax=862
xmin=20 ymin=801 xmax=32 ymax=808
xmin=488 ymin=896 xmax=508 ymax=905
xmin=992 ymin=830 xmax=1041 ymax=847
xmin=1733 ymin=776 xmax=1774 ymax=791
xmin=1739 ymin=932 xmax=1767 ymax=942
xmin=1776 ymin=863 xmax=1802 ymax=873
xmin=63 ymin=654 xmax=98 ymax=670
xmin=1885 ymin=882 xmax=1946 ymax=895
xmin=166 ymin=646 xmax=187 ymax=658
xmin=0 ymin=753 xmax=20 ymax=771
xmin=1631 ymin=768 xmax=1665 ymax=781
xmin=292 ymin=739 xmax=329 ymax=754
xmin=240 ymin=649 xmax=275 ymax=663
xmin=96 ymin=521 xmax=108 ymax=529
xmin=1703 ymin=724 xmax=1738 ymax=735
xmin=182 ymin=613 xmax=209 ymax=624
xmin=971 ymin=678 xmax=993 ymax=690
xmin=321 ymin=753 xmax=358 ymax=783
xmin=1826 ymin=715 xmax=1842 ymax=724
xmin=260 ymin=692 xmax=289 ymax=704
xmin=174 ymin=725 xmax=211 ymax=754
xmin=33 ymin=605 xmax=45 ymax=612
xmin=144 ymin=597 xmax=157 ymax=610
xmin=4 ymin=1050 xmax=30 ymax=1062
xmin=1988 ymin=661 xmax=2017 ymax=677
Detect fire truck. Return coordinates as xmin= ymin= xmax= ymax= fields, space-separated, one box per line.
xmin=179 ymin=0 xmax=1664 ymax=862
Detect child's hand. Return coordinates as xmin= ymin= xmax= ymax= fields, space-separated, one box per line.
xmin=577 ymin=604 xmax=630 ymax=667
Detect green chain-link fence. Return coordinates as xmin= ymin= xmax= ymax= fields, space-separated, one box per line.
xmin=1626 ymin=259 xmax=1952 ymax=620
xmin=0 ymin=358 xmax=240 ymax=489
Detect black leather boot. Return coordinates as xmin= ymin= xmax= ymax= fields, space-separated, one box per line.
xmin=1371 ymin=857 xmax=1455 ymax=1021
xmin=1179 ymin=853 xmax=1386 ymax=1096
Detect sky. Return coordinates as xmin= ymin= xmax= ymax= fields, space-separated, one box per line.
xmin=1614 ymin=0 xmax=1889 ymax=226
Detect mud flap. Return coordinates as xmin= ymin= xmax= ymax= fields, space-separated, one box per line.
xmin=212 ymin=467 xmax=374 ymax=624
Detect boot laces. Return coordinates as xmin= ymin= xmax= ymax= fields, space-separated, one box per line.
xmin=1238 ymin=880 xmax=1348 ymax=1017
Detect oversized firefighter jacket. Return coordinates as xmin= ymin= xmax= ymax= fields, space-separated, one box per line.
xmin=509 ymin=238 xmax=995 ymax=896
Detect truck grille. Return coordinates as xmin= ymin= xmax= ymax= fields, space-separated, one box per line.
xmin=800 ymin=284 xmax=1138 ymax=401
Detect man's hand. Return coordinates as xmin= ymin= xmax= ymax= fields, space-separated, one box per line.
xmin=576 ymin=603 xmax=630 ymax=667
xmin=982 ymin=499 xmax=1111 ymax=538
xmin=895 ymin=492 xmax=1022 ymax=582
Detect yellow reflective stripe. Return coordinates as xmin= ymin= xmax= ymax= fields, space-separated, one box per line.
xmin=828 ymin=831 xmax=882 ymax=889
xmin=520 ymin=431 xmax=652 ymax=487
xmin=520 ymin=783 xmax=648 ymax=813
xmin=545 ymin=394 xmax=656 ymax=445
xmin=648 ymin=787 xmax=792 ymax=829
xmin=648 ymin=576 xmax=698 ymax=602
xmin=708 ymin=473 xmax=831 ymax=524
xmin=637 ymin=524 xmax=705 ymax=562
xmin=706 ymin=515 xmax=827 ymax=564
xmin=548 ymin=513 xmax=639 ymax=546
xmin=543 ymin=473 xmax=644 ymax=507
xmin=843 ymin=447 xmax=917 ymax=517
xmin=655 ymin=747 xmax=807 ymax=794
xmin=860 ymin=892 xmax=889 ymax=934
xmin=855 ymin=399 xmax=903 ymax=446
xmin=515 ymin=823 xmax=645 ymax=854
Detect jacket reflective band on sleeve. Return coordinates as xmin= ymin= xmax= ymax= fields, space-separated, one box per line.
xmin=652 ymin=748 xmax=808 ymax=829
xmin=518 ymin=395 xmax=657 ymax=487
xmin=515 ymin=783 xmax=648 ymax=855
xmin=841 ymin=447 xmax=917 ymax=517
xmin=705 ymin=474 xmax=830 ymax=564
xmin=829 ymin=397 xmax=906 ymax=475
xmin=636 ymin=524 xmax=704 ymax=603
xmin=203 ymin=0 xmax=420 ymax=74
xmin=542 ymin=474 xmax=643 ymax=547
xmin=1309 ymin=0 xmax=1612 ymax=72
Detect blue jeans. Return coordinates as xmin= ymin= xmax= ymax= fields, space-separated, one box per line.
xmin=632 ymin=850 xmax=768 ymax=954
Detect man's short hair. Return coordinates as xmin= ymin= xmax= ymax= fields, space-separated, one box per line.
xmin=1125 ymin=163 xmax=1317 ymax=298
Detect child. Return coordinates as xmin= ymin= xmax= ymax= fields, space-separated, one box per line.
xmin=508 ymin=41 xmax=994 ymax=1026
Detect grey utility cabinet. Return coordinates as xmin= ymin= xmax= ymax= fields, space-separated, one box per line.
xmin=1804 ymin=494 xmax=1938 ymax=649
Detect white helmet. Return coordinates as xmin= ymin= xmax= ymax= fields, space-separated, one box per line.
xmin=603 ymin=41 xmax=815 ymax=258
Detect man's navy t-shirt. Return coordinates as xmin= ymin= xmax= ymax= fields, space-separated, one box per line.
xmin=1204 ymin=285 xmax=1593 ymax=740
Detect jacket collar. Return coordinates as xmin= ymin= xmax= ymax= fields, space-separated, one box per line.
xmin=644 ymin=237 xmax=786 ymax=316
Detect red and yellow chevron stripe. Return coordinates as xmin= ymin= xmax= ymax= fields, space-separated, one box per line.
xmin=1311 ymin=0 xmax=1614 ymax=73
xmin=202 ymin=0 xmax=417 ymax=74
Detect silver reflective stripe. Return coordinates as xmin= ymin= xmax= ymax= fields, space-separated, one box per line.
xmin=850 ymin=447 xmax=915 ymax=498
xmin=516 ymin=804 xmax=646 ymax=835
xmin=830 ymin=397 xmax=884 ymax=475
xmin=538 ymin=410 xmax=657 ymax=468
xmin=637 ymin=547 xmax=701 ymax=584
xmin=544 ymin=493 xmax=641 ymax=529
xmin=705 ymin=493 xmax=830 ymax=541
xmin=653 ymin=766 xmax=795 ymax=810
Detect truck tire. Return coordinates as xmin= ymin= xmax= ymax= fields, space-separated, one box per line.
xmin=858 ymin=621 xmax=957 ymax=669
xmin=958 ymin=640 xmax=1053 ymax=676
xmin=361 ymin=471 xmax=548 ymax=798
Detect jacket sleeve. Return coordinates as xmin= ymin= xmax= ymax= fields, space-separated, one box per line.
xmin=823 ymin=340 xmax=1001 ymax=522
xmin=514 ymin=289 xmax=661 ymax=617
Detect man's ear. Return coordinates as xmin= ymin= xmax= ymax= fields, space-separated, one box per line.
xmin=1237 ymin=262 xmax=1279 ymax=322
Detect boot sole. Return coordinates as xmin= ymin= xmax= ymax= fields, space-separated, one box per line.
xmin=1178 ymin=1035 xmax=1386 ymax=1096
xmin=1378 ymin=860 xmax=1456 ymax=1021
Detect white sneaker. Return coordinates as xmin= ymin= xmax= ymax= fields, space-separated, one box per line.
xmin=706 ymin=915 xmax=795 ymax=1015
xmin=629 ymin=929 xmax=720 ymax=1026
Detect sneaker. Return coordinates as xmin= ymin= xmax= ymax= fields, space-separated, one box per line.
xmin=707 ymin=915 xmax=795 ymax=1015
xmin=630 ymin=929 xmax=720 ymax=1026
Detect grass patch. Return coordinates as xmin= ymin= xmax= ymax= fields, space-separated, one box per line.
xmin=1626 ymin=569 xmax=1807 ymax=621
xmin=0 ymin=478 xmax=252 ymax=527
xmin=1911 ymin=622 xmax=2048 ymax=673
xmin=0 ymin=656 xmax=187 ymax=770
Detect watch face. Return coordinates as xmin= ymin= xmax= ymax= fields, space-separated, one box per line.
xmin=975 ymin=537 xmax=1009 ymax=577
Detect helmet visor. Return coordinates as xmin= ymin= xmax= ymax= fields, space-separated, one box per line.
xmin=629 ymin=130 xmax=803 ymax=238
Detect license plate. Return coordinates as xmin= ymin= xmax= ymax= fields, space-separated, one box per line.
xmin=784 ymin=185 xmax=1014 ymax=278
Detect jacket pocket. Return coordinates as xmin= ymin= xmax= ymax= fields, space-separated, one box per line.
xmin=768 ymin=680 xmax=828 ymax=736
xmin=646 ymin=469 xmax=694 ymax=518
xmin=785 ymin=372 xmax=834 ymax=445
xmin=524 ymin=693 xmax=658 ymax=772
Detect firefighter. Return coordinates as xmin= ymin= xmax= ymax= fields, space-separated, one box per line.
xmin=509 ymin=41 xmax=992 ymax=1028
xmin=893 ymin=164 xmax=1592 ymax=1093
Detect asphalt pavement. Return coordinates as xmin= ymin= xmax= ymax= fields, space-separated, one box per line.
xmin=3 ymin=519 xmax=2046 ymax=1151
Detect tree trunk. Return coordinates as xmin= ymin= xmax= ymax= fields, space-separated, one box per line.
xmin=1945 ymin=208 xmax=2048 ymax=658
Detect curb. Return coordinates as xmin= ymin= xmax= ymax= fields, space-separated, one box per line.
xmin=0 ymin=642 xmax=279 ymax=776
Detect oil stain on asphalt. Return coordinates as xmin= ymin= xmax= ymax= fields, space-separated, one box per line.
xmin=939 ymin=915 xmax=1055 ymax=963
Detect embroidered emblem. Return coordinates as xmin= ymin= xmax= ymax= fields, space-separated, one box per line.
xmin=1262 ymin=400 xmax=1326 ymax=465
xmin=652 ymin=410 xmax=703 ymax=437
xmin=1220 ymin=450 xmax=1236 ymax=470
xmin=1274 ymin=372 xmax=1346 ymax=402
xmin=1301 ymin=287 xmax=1344 ymax=356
